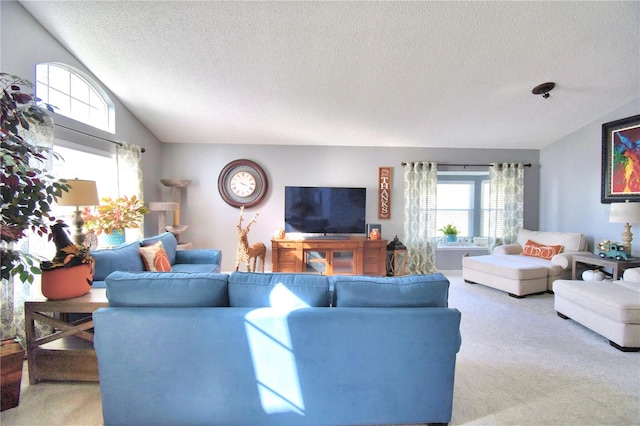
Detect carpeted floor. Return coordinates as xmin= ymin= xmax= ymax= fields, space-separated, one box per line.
xmin=446 ymin=271 xmax=639 ymax=425
xmin=2 ymin=271 xmax=638 ymax=425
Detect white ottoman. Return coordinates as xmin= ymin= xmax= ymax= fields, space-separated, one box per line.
xmin=462 ymin=254 xmax=549 ymax=298
xmin=554 ymin=278 xmax=640 ymax=351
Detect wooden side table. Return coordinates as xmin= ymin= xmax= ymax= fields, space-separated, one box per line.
xmin=572 ymin=254 xmax=640 ymax=280
xmin=25 ymin=288 xmax=107 ymax=384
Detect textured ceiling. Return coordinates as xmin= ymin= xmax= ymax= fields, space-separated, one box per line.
xmin=20 ymin=1 xmax=640 ymax=149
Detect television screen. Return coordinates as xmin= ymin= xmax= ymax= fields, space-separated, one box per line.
xmin=285 ymin=186 xmax=366 ymax=235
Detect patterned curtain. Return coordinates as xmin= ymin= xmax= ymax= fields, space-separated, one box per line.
xmin=487 ymin=163 xmax=524 ymax=250
xmin=403 ymin=162 xmax=438 ymax=274
xmin=1 ymin=115 xmax=55 ymax=341
xmin=116 ymin=142 xmax=144 ymax=240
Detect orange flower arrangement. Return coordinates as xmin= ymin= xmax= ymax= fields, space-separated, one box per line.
xmin=82 ymin=195 xmax=150 ymax=235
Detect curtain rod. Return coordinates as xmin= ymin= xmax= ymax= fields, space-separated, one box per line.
xmin=54 ymin=123 xmax=146 ymax=153
xmin=400 ymin=162 xmax=531 ymax=167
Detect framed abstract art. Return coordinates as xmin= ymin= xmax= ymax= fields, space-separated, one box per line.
xmin=601 ymin=114 xmax=640 ymax=203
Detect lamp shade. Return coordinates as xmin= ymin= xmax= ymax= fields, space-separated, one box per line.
xmin=56 ymin=179 xmax=99 ymax=207
xmin=609 ymin=201 xmax=640 ymax=224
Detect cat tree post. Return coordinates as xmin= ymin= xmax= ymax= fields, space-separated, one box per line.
xmin=161 ymin=179 xmax=191 ymax=225
xmin=150 ymin=179 xmax=193 ymax=250
xmin=147 ymin=202 xmax=178 ymax=235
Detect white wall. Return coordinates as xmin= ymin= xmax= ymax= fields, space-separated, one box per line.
xmin=161 ymin=144 xmax=539 ymax=271
xmin=1 ymin=1 xmax=164 ymax=235
xmin=540 ymin=98 xmax=640 ymax=255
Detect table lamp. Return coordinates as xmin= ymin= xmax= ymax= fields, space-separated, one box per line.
xmin=56 ymin=179 xmax=99 ymax=245
xmin=609 ymin=200 xmax=640 ymax=253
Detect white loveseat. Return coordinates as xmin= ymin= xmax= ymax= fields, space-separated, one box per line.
xmin=554 ymin=268 xmax=640 ymax=351
xmin=462 ymin=229 xmax=590 ymax=297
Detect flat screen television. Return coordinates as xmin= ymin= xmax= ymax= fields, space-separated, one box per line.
xmin=284 ymin=186 xmax=366 ymax=235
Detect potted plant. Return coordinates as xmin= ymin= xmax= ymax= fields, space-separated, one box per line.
xmin=1 ymin=73 xmax=69 ymax=284
xmin=439 ymin=223 xmax=459 ymax=243
xmin=82 ymin=195 xmax=150 ymax=246
xmin=40 ymin=222 xmax=95 ymax=300
xmin=1 ymin=72 xmax=69 ymax=410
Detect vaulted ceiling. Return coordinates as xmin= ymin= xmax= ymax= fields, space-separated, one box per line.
xmin=20 ymin=1 xmax=640 ymax=149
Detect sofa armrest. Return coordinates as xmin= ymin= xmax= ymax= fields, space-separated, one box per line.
xmin=175 ymin=249 xmax=222 ymax=266
xmin=551 ymin=254 xmax=570 ymax=269
xmin=551 ymin=251 xmax=592 ymax=270
xmin=622 ymin=267 xmax=640 ymax=283
xmin=493 ymin=244 xmax=522 ymax=255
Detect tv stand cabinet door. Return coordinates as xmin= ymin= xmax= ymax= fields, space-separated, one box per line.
xmin=363 ymin=239 xmax=387 ymax=276
xmin=301 ymin=240 xmax=361 ymax=276
xmin=271 ymin=240 xmax=302 ymax=272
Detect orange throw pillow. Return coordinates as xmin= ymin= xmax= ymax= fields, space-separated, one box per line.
xmin=522 ymin=239 xmax=563 ymax=260
xmin=139 ymin=241 xmax=172 ymax=272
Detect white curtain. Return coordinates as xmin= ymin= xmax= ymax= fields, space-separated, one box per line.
xmin=487 ymin=163 xmax=524 ymax=250
xmin=403 ymin=162 xmax=438 ymax=274
xmin=116 ymin=142 xmax=144 ymax=240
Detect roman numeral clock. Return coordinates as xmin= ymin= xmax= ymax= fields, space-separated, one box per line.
xmin=217 ymin=159 xmax=268 ymax=208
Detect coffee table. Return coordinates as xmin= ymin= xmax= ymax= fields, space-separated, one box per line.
xmin=24 ymin=288 xmax=107 ymax=384
xmin=572 ymin=254 xmax=640 ymax=280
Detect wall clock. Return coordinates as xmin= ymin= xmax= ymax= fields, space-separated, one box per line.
xmin=218 ymin=159 xmax=268 ymax=208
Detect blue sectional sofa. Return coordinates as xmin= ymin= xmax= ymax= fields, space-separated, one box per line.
xmin=94 ymin=271 xmax=462 ymax=426
xmin=89 ymin=232 xmax=221 ymax=288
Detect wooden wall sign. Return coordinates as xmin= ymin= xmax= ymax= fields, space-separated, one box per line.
xmin=378 ymin=167 xmax=392 ymax=219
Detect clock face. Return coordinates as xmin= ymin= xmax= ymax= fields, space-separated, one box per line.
xmin=230 ymin=171 xmax=257 ymax=197
xmin=218 ymin=159 xmax=268 ymax=207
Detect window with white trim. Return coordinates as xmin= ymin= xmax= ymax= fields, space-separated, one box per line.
xmin=35 ymin=63 xmax=115 ymax=133
xmin=26 ymin=143 xmax=118 ymax=262
xmin=51 ymin=144 xmax=118 ymax=200
xmin=436 ymin=172 xmax=490 ymax=239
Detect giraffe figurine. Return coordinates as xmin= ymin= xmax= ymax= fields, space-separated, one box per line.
xmin=235 ymin=206 xmax=266 ymax=272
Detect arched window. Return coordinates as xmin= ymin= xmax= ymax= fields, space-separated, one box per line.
xmin=35 ymin=63 xmax=115 ymax=133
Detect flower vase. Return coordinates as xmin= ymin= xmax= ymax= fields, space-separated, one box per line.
xmin=101 ymin=229 xmax=126 ymax=247
xmin=446 ymin=234 xmax=457 ymax=243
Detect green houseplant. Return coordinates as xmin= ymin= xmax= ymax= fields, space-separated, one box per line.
xmin=439 ymin=223 xmax=459 ymax=242
xmin=1 ymin=72 xmax=69 ymax=284
xmin=1 ymin=72 xmax=69 ymax=411
xmin=82 ymin=195 xmax=150 ymax=244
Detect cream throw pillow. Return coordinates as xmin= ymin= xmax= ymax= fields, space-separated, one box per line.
xmin=139 ymin=241 xmax=172 ymax=272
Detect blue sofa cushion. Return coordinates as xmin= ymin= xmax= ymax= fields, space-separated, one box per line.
xmin=176 ymin=249 xmax=222 ymax=267
xmin=91 ymin=242 xmax=144 ymax=281
xmin=140 ymin=232 xmax=178 ymax=265
xmin=171 ymin=263 xmax=219 ymax=273
xmin=228 ymin=272 xmax=330 ymax=307
xmin=105 ymin=271 xmax=229 ymax=307
xmin=332 ymin=273 xmax=450 ymax=307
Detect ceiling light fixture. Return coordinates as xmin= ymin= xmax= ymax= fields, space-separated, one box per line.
xmin=532 ymin=82 xmax=556 ymax=99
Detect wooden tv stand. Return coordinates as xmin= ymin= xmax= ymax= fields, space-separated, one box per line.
xmin=271 ymin=237 xmax=387 ymax=276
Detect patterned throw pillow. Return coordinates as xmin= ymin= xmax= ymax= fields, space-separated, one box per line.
xmin=522 ymin=239 xmax=563 ymax=260
xmin=139 ymin=241 xmax=172 ymax=272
